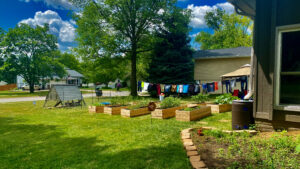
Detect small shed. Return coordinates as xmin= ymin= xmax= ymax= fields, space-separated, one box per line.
xmin=221 ymin=64 xmax=250 ymax=95
xmin=221 ymin=64 xmax=251 ymax=79
xmin=44 ymin=85 xmax=85 ymax=107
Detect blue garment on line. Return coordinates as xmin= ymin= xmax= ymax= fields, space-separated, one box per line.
xmin=164 ymin=85 xmax=171 ymax=93
xmin=176 ymin=85 xmax=180 ymax=93
xmin=183 ymin=85 xmax=189 ymax=94
xmin=207 ymin=83 xmax=215 ymax=92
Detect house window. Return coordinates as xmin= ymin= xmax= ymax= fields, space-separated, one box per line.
xmin=276 ymin=25 xmax=300 ymax=107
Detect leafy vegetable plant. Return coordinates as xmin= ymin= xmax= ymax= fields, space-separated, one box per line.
xmin=160 ymin=97 xmax=181 ymax=109
xmin=191 ymin=94 xmax=209 ymax=103
xmin=214 ymin=94 xmax=239 ymax=104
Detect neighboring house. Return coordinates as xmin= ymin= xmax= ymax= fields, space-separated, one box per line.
xmin=17 ymin=68 xmax=84 ymax=89
xmin=229 ymin=0 xmax=300 ymax=131
xmin=193 ymin=47 xmax=251 ymax=93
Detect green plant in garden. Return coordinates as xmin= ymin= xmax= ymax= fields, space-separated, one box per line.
xmin=214 ymin=94 xmax=239 ymax=104
xmin=191 ymin=94 xmax=209 ymax=103
xmin=202 ymin=130 xmax=300 ymax=168
xmin=183 ymin=106 xmax=201 ymax=111
xmin=110 ymin=97 xmax=129 ymax=106
xmin=128 ymin=99 xmax=150 ymax=110
xmin=92 ymin=103 xmax=105 ymax=106
xmin=160 ymin=97 xmax=181 ymax=109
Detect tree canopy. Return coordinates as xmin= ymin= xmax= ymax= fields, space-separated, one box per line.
xmin=195 ymin=9 xmax=253 ymax=50
xmin=148 ymin=8 xmax=194 ymax=84
xmin=71 ymin=0 xmax=177 ymax=96
xmin=0 ymin=24 xmax=65 ymax=93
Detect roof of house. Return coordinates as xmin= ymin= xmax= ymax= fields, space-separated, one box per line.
xmin=228 ymin=0 xmax=256 ymax=18
xmin=193 ymin=47 xmax=252 ymax=60
xmin=65 ymin=68 xmax=84 ymax=78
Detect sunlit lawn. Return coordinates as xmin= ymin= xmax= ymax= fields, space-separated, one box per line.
xmin=0 ymin=90 xmax=92 ymax=99
xmin=0 ymin=98 xmax=231 ymax=169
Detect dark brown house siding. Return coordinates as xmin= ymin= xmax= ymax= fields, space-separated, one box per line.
xmin=254 ymin=0 xmax=300 ymax=131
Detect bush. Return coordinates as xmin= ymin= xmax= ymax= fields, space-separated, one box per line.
xmin=160 ymin=97 xmax=181 ymax=109
xmin=214 ymin=94 xmax=239 ymax=104
xmin=191 ymin=94 xmax=209 ymax=103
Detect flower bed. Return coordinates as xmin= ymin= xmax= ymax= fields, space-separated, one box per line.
xmin=190 ymin=129 xmax=300 ymax=168
xmin=176 ymin=106 xmax=211 ymax=121
xmin=121 ymin=107 xmax=150 ymax=117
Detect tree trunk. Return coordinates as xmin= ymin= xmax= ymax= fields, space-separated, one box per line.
xmin=29 ymin=83 xmax=34 ymax=93
xmin=130 ymin=42 xmax=138 ymax=96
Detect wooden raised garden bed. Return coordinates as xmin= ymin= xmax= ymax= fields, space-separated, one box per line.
xmin=207 ymin=104 xmax=232 ymax=113
xmin=176 ymin=106 xmax=211 ymax=121
xmin=121 ymin=107 xmax=150 ymax=117
xmin=151 ymin=106 xmax=185 ymax=119
xmin=88 ymin=105 xmax=106 ymax=113
xmin=187 ymin=103 xmax=206 ymax=107
xmin=104 ymin=105 xmax=128 ymax=115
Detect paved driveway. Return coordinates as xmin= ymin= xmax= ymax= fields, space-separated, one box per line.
xmin=0 ymin=91 xmax=130 ymax=103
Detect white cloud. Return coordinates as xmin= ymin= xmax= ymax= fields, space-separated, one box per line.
xmin=187 ymin=2 xmax=234 ymax=29
xmin=19 ymin=10 xmax=76 ymax=51
xmin=19 ymin=0 xmax=73 ymax=10
xmin=19 ymin=10 xmax=75 ymax=43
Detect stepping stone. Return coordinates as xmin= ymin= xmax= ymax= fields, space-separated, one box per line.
xmin=182 ymin=133 xmax=191 ymax=139
xmin=184 ymin=142 xmax=193 ymax=147
xmin=182 ymin=139 xmax=192 ymax=142
xmin=191 ymin=161 xmax=206 ymax=169
xmin=189 ymin=155 xmax=201 ymax=162
xmin=187 ymin=151 xmax=198 ymax=157
xmin=186 ymin=145 xmax=197 ymax=151
xmin=181 ymin=128 xmax=193 ymax=133
xmin=197 ymin=121 xmax=208 ymax=125
xmin=219 ymin=119 xmax=230 ymax=123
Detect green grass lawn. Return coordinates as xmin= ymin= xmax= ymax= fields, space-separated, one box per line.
xmin=0 ymin=98 xmax=231 ymax=169
xmin=0 ymin=90 xmax=92 ymax=99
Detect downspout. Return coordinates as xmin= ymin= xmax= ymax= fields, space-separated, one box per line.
xmin=244 ymin=46 xmax=254 ymax=100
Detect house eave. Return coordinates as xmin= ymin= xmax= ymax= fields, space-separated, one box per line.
xmin=228 ymin=0 xmax=256 ymax=19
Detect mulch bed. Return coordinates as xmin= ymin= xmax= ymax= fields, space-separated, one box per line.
xmin=191 ymin=130 xmax=247 ymax=169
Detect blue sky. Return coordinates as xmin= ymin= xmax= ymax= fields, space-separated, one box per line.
xmin=0 ymin=0 xmax=234 ymax=51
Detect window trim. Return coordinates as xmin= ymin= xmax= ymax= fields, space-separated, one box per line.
xmin=274 ymin=24 xmax=300 ymax=112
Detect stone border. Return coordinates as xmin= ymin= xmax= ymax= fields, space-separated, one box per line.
xmin=181 ymin=128 xmax=258 ymax=169
xmin=181 ymin=128 xmax=207 ymax=169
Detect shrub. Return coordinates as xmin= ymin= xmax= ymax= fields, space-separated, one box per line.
xmin=191 ymin=94 xmax=209 ymax=103
xmin=214 ymin=94 xmax=239 ymax=104
xmin=160 ymin=97 xmax=181 ymax=109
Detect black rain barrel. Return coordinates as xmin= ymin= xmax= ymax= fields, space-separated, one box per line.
xmin=232 ymin=100 xmax=254 ymax=130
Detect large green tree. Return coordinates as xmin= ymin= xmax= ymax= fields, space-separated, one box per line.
xmin=70 ymin=0 xmax=176 ymax=96
xmin=73 ymin=2 xmax=129 ymax=86
xmin=0 ymin=28 xmax=17 ymax=84
xmin=57 ymin=52 xmax=81 ymax=72
xmin=0 ymin=24 xmax=65 ymax=93
xmin=148 ymin=8 xmax=194 ymax=84
xmin=195 ymin=9 xmax=252 ymax=50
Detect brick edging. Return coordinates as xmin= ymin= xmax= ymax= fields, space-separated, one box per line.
xmin=181 ymin=128 xmax=207 ymax=169
xmin=181 ymin=128 xmax=258 ymax=169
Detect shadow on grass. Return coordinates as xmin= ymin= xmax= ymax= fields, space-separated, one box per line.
xmin=0 ymin=117 xmax=190 ymax=169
